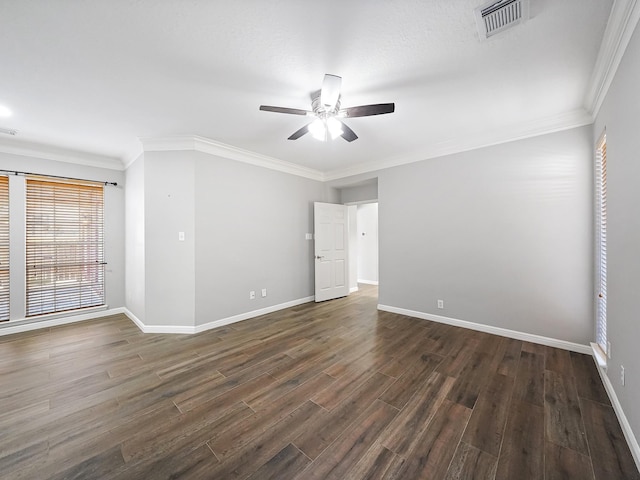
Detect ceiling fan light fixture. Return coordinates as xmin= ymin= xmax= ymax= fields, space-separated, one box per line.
xmin=308 ymin=117 xmax=344 ymax=142
xmin=259 ymin=74 xmax=395 ymax=142
xmin=309 ymin=118 xmax=326 ymax=141
xmin=327 ymin=117 xmax=343 ymax=139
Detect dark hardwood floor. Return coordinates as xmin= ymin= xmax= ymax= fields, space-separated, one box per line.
xmin=0 ymin=284 xmax=638 ymax=479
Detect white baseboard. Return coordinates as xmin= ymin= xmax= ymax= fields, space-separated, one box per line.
xmin=0 ymin=296 xmax=316 ymax=337
xmin=591 ymin=344 xmax=640 ymax=472
xmin=377 ymin=304 xmax=591 ymax=354
xmin=358 ymin=280 xmax=379 ymax=286
xmin=0 ymin=306 xmax=124 ymax=337
xmin=120 ymin=307 xmax=187 ymax=334
xmin=350 ymin=286 xmax=359 ymax=293
xmin=123 ymin=296 xmax=315 ymax=335
xmin=591 ymin=342 xmax=607 ymax=371
xmin=194 ymin=296 xmax=315 ymax=333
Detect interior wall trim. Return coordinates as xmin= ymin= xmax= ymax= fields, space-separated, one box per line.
xmin=137 ymin=109 xmax=593 ymax=182
xmin=585 ymin=0 xmax=640 ymax=117
xmin=123 ymin=296 xmax=315 ymax=335
xmin=591 ymin=344 xmax=640 ymax=472
xmin=123 ymin=307 xmax=194 ymax=334
xmin=0 ymin=306 xmax=125 ymax=337
xmin=324 ymin=109 xmax=593 ymax=181
xmin=377 ymin=304 xmax=592 ymax=354
xmin=139 ymin=135 xmax=324 ymax=181
xmin=0 ymin=137 xmax=123 ymax=171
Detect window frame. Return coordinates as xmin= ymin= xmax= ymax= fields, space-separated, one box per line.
xmin=25 ymin=176 xmax=106 ymax=317
xmin=0 ymin=175 xmax=9 ymax=321
xmin=595 ymin=131 xmax=607 ymax=357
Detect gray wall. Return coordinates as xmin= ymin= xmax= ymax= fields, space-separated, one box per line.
xmin=1 ymin=152 xmax=125 ymax=321
xmin=339 ymin=181 xmax=378 ymax=204
xmin=594 ymin=20 xmax=640 ymax=447
xmin=193 ymin=151 xmax=324 ymax=325
xmin=124 ymin=155 xmax=145 ymax=322
xmin=125 ymin=149 xmax=327 ymax=328
xmin=375 ymin=126 xmax=593 ymax=344
xmin=144 ymin=151 xmax=196 ymax=327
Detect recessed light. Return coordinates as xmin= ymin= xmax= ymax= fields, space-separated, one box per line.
xmin=0 ymin=105 xmax=12 ymax=117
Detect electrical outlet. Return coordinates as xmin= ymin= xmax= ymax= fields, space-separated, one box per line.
xmin=437 ymin=299 xmax=444 ymax=309
xmin=249 ymin=291 xmax=255 ymax=300
xmin=621 ymin=365 xmax=625 ymax=386
xmin=262 ymin=288 xmax=267 ymax=298
xmin=607 ymin=341 xmax=612 ymax=359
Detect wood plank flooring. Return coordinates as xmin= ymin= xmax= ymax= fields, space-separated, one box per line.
xmin=0 ymin=284 xmax=638 ymax=479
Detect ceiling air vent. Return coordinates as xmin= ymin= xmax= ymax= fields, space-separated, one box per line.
xmin=475 ymin=0 xmax=529 ymax=40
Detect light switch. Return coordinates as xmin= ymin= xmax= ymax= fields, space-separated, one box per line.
xmin=305 ymin=233 xmax=313 ymax=240
xmin=178 ymin=232 xmax=185 ymax=241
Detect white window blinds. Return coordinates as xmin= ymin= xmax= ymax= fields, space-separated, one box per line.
xmin=0 ymin=176 xmax=8 ymax=321
xmin=595 ymin=133 xmax=607 ymax=353
xmin=26 ymin=178 xmax=105 ymax=316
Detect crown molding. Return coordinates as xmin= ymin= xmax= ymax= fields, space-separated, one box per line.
xmin=139 ymin=107 xmax=592 ymax=183
xmin=585 ymin=0 xmax=640 ymax=117
xmin=123 ymin=144 xmax=144 ymax=170
xmin=324 ymin=108 xmax=593 ymax=181
xmin=0 ymin=137 xmax=124 ymax=171
xmin=139 ymin=135 xmax=325 ymax=181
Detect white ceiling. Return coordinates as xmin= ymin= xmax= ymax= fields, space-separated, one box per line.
xmin=0 ymin=1 xmax=618 ymax=177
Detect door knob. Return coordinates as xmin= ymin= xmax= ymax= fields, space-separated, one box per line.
xmin=315 ymin=255 xmax=324 ymax=259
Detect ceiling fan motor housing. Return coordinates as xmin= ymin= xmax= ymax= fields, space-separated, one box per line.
xmin=312 ymin=91 xmax=341 ymax=118
xmin=259 ymin=74 xmax=394 ymax=142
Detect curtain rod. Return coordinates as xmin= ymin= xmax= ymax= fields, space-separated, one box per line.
xmin=0 ymin=169 xmax=118 ymax=186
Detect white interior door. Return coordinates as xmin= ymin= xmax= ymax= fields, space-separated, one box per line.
xmin=314 ymin=202 xmax=349 ymax=302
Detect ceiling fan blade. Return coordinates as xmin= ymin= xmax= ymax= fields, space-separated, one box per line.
xmin=342 ymin=103 xmax=395 ymax=118
xmin=339 ymin=121 xmax=358 ymax=142
xmin=288 ymin=123 xmax=310 ymax=140
xmin=321 ymin=74 xmax=342 ymax=110
xmin=260 ymin=105 xmax=309 ymax=116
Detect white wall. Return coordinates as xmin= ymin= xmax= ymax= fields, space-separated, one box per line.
xmin=348 ymin=205 xmax=358 ymax=291
xmin=593 ymin=19 xmax=640 ymax=448
xmin=0 ymin=153 xmax=125 ymax=323
xmin=373 ymin=125 xmax=593 ymax=345
xmin=357 ymin=203 xmax=379 ymax=284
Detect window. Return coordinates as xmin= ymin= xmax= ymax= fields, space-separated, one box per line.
xmin=26 ymin=178 xmax=105 ymax=316
xmin=595 ymin=132 xmax=607 ymax=354
xmin=0 ymin=176 xmax=8 ymax=321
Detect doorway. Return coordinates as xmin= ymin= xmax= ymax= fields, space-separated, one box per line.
xmin=347 ymin=202 xmax=378 ymax=296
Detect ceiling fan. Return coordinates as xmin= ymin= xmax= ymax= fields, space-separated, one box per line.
xmin=259 ymin=74 xmax=395 ymax=142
